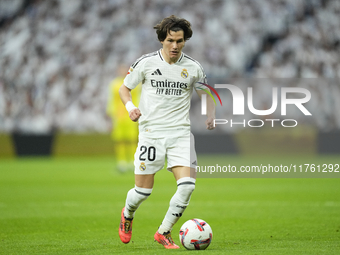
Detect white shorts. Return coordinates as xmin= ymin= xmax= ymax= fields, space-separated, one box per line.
xmin=134 ymin=133 xmax=197 ymax=175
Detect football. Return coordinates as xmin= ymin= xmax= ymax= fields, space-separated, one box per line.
xmin=179 ymin=218 xmax=213 ymax=250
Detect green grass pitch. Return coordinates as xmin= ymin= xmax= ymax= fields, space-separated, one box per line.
xmin=0 ymin=155 xmax=339 ymax=254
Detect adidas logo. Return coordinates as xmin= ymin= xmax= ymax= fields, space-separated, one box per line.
xmin=172 ymin=213 xmax=183 ymax=217
xmin=192 ymin=160 xmax=197 ymax=166
xmin=151 ymin=69 xmax=162 ymax=75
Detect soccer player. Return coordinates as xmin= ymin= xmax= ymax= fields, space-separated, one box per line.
xmin=118 ymin=15 xmax=215 ymax=249
xmin=106 ymin=65 xmax=140 ymax=172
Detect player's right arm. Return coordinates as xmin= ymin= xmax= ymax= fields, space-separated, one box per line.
xmin=119 ymin=84 xmax=141 ymax=122
xmin=120 ymin=54 xmax=149 ymax=122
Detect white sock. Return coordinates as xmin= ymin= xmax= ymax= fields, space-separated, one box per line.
xmin=158 ymin=177 xmax=196 ymax=234
xmin=124 ymin=186 xmax=152 ymax=219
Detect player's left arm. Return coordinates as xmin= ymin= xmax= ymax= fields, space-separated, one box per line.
xmin=196 ymin=89 xmax=216 ymax=130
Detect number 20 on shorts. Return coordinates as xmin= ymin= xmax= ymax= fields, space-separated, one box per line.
xmin=139 ymin=146 xmax=156 ymax=162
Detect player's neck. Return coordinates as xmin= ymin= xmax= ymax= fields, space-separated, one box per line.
xmin=161 ymin=49 xmax=180 ymax=65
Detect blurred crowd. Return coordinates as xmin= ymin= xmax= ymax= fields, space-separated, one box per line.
xmin=0 ymin=0 xmax=339 ymax=133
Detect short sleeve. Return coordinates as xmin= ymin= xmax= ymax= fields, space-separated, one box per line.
xmin=123 ymin=59 xmax=145 ymax=90
xmin=194 ymin=65 xmax=208 ymax=90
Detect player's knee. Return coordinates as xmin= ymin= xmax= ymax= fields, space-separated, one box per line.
xmin=177 ymin=177 xmax=196 ymax=203
xmin=134 ymin=186 xmax=153 ymax=201
xmin=178 ymin=182 xmax=195 ymax=195
xmin=176 ymin=184 xmax=195 ymax=206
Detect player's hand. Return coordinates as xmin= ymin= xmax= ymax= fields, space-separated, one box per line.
xmin=206 ymin=117 xmax=215 ymax=130
xmin=129 ymin=108 xmax=141 ymax=122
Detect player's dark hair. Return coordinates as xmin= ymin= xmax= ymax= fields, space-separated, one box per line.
xmin=154 ymin=15 xmax=193 ymax=42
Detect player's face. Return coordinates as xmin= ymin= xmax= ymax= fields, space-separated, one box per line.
xmin=161 ymin=30 xmax=185 ymax=64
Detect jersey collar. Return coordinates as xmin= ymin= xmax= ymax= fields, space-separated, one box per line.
xmin=158 ymin=49 xmax=164 ymax=61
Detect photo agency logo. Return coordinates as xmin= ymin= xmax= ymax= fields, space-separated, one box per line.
xmin=199 ymin=83 xmax=312 ymax=128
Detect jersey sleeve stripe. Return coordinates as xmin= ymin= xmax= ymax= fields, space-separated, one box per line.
xmin=132 ymin=51 xmax=158 ymax=68
xmin=183 ymin=55 xmax=206 ymax=75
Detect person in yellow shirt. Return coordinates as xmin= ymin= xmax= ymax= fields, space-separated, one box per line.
xmin=107 ymin=65 xmax=140 ymax=172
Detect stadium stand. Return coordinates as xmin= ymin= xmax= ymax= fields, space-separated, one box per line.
xmin=0 ymin=0 xmax=339 ymax=134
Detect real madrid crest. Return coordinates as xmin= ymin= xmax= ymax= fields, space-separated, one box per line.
xmin=139 ymin=162 xmax=146 ymax=171
xmin=181 ymin=68 xmax=188 ymax=79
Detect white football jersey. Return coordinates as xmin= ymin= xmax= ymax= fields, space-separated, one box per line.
xmin=124 ymin=49 xmax=206 ymax=138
